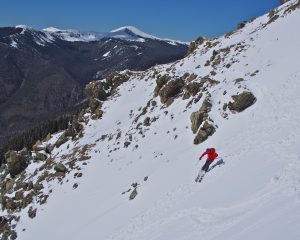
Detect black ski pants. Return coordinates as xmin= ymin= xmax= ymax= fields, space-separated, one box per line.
xmin=201 ymin=159 xmax=215 ymax=172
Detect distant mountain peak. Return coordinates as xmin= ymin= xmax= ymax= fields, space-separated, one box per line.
xmin=110 ymin=26 xmax=159 ymax=40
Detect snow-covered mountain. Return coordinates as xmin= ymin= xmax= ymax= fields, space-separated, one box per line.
xmin=1 ymin=1 xmax=300 ymax=240
xmin=42 ymin=25 xmax=186 ymax=45
xmin=0 ymin=24 xmax=187 ymax=147
xmin=6 ymin=25 xmax=186 ymax=47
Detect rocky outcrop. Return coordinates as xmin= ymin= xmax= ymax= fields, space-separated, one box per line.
xmin=154 ymin=75 xmax=171 ymax=97
xmin=190 ymin=97 xmax=212 ymax=134
xmin=193 ymin=121 xmax=216 ymax=144
xmin=190 ymin=97 xmax=216 ymax=145
xmin=106 ymin=72 xmax=131 ymax=90
xmin=85 ymin=81 xmax=107 ymax=101
xmin=187 ymin=36 xmax=205 ymax=55
xmin=158 ymin=78 xmax=185 ymax=104
xmin=5 ymin=151 xmax=29 ymax=177
xmin=228 ymin=91 xmax=256 ymax=112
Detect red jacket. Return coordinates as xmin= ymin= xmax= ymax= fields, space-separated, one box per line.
xmin=200 ymin=148 xmax=218 ymax=161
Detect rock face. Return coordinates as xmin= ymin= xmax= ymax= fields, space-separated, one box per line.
xmin=190 ymin=97 xmax=212 ymax=134
xmin=158 ymin=78 xmax=185 ymax=104
xmin=228 ymin=91 xmax=256 ymax=112
xmin=190 ymin=97 xmax=216 ymax=145
xmin=193 ymin=121 xmax=216 ymax=145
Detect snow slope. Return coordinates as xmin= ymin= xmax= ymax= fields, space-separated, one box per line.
xmin=3 ymin=1 xmax=300 ymax=239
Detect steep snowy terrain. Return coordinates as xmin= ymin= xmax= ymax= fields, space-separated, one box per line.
xmin=0 ymin=24 xmax=187 ymax=147
xmin=1 ymin=1 xmax=300 ymax=239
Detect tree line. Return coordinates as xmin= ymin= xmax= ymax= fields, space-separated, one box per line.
xmin=0 ymin=100 xmax=88 ymax=165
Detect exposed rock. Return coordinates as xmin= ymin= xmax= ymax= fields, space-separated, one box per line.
xmin=5 ymin=179 xmax=15 ymax=193
xmin=158 ymin=78 xmax=185 ymax=104
xmin=45 ymin=144 xmax=54 ymax=154
xmin=228 ymin=91 xmax=256 ymax=112
xmin=32 ymin=140 xmax=45 ymax=152
xmin=93 ymin=108 xmax=103 ymax=119
xmin=85 ymin=81 xmax=107 ymax=101
xmin=14 ymin=191 xmax=24 ymax=201
xmin=143 ymin=117 xmax=151 ymax=126
xmin=194 ymin=121 xmax=216 ymax=144
xmin=19 ymin=147 xmax=28 ymax=156
xmin=5 ymin=151 xmax=28 ymax=177
xmin=154 ymin=75 xmax=171 ymax=96
xmin=55 ymin=172 xmax=66 ymax=178
xmin=187 ymin=36 xmax=205 ymax=55
xmin=34 ymin=152 xmax=47 ymax=161
xmin=190 ymin=97 xmax=212 ymax=134
xmin=54 ymin=163 xmax=67 ymax=173
xmin=144 ymin=176 xmax=148 ymax=181
xmin=89 ymin=98 xmax=100 ymax=113
xmin=33 ymin=183 xmax=44 ymax=191
xmin=106 ymin=72 xmax=130 ymax=89
xmin=185 ymin=82 xmax=202 ymax=98
xmin=28 ymin=207 xmax=37 ymax=218
xmin=237 ymin=21 xmax=247 ymax=30
xmin=45 ymin=133 xmax=52 ymax=141
xmin=55 ymin=133 xmax=68 ymax=148
xmin=129 ymin=188 xmax=138 ymax=200
xmin=65 ymin=118 xmax=83 ymax=139
xmin=124 ymin=141 xmax=131 ymax=148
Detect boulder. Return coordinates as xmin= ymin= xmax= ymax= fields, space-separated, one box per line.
xmin=94 ymin=108 xmax=103 ymax=119
xmin=190 ymin=97 xmax=212 ymax=134
xmin=54 ymin=163 xmax=67 ymax=173
xmin=34 ymin=152 xmax=47 ymax=161
xmin=143 ymin=117 xmax=151 ymax=126
xmin=124 ymin=141 xmax=131 ymax=148
xmin=129 ymin=188 xmax=138 ymax=200
xmin=154 ymin=75 xmax=171 ymax=96
xmin=28 ymin=207 xmax=37 ymax=219
xmin=5 ymin=151 xmax=28 ymax=177
xmin=158 ymin=78 xmax=185 ymax=104
xmin=55 ymin=133 xmax=68 ymax=148
xmin=33 ymin=183 xmax=44 ymax=191
xmin=193 ymin=121 xmax=216 ymax=145
xmin=5 ymin=179 xmax=15 ymax=193
xmin=228 ymin=91 xmax=256 ymax=112
xmin=45 ymin=144 xmax=55 ymax=154
xmin=32 ymin=140 xmax=45 ymax=152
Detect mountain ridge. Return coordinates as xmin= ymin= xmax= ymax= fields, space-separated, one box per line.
xmin=0 ymin=24 xmax=188 ymax=147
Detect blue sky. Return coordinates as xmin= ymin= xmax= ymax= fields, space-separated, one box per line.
xmin=0 ymin=0 xmax=280 ymax=41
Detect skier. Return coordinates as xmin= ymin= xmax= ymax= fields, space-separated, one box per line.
xmin=195 ymin=148 xmax=218 ymax=182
